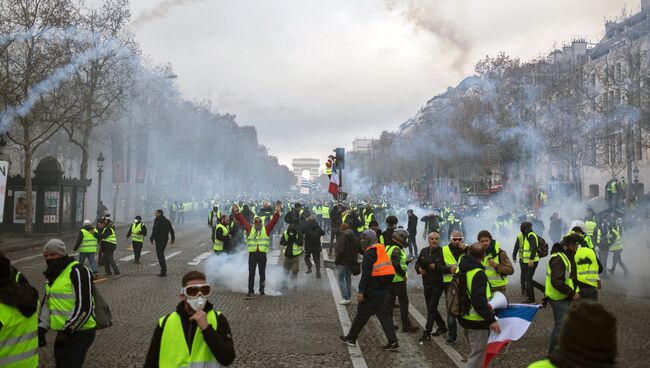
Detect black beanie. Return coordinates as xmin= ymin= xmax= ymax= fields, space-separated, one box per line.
xmin=550 ymin=300 xmax=617 ymax=368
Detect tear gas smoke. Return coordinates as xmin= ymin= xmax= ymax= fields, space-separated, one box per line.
xmin=130 ymin=0 xmax=207 ymax=29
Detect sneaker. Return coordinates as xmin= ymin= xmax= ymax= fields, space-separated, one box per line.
xmin=316 ymin=271 xmax=322 ymax=278
xmin=338 ymin=299 xmax=351 ymax=305
xmin=418 ymin=333 xmax=431 ymax=344
xmin=432 ymin=327 xmax=448 ymax=336
xmin=445 ymin=338 xmax=457 ymax=345
xmin=306 ymin=269 xmax=312 ymax=274
xmin=402 ymin=325 xmax=419 ymax=333
xmin=113 ymin=273 xmax=122 ymax=279
xmin=134 ymin=260 xmax=141 ymax=264
xmin=246 ymin=293 xmax=254 ymax=299
xmin=260 ymin=291 xmax=266 ymax=296
xmin=157 ymin=273 xmax=166 ymax=277
xmin=382 ymin=342 xmax=399 ymax=351
xmin=339 ymin=335 xmax=356 ymax=347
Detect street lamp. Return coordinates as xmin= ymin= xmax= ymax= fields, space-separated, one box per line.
xmin=96 ymin=153 xmax=105 ymax=220
xmin=633 ymin=165 xmax=640 ymax=184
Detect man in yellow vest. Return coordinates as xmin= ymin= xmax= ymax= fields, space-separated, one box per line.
xmin=385 ymin=229 xmax=419 ymax=333
xmin=545 ymin=234 xmax=580 ymax=354
xmin=73 ymin=220 xmax=100 ymax=275
xmin=513 ymin=221 xmax=540 ymax=303
xmin=144 ymin=271 xmax=235 ymax=367
xmin=97 ymin=218 xmax=120 ymax=277
xmin=569 ymin=225 xmax=602 ymax=301
xmin=233 ymin=203 xmax=281 ymax=299
xmin=608 ymin=222 xmax=628 ymax=277
xmin=280 ymin=224 xmax=303 ymax=289
xmin=458 ymin=243 xmax=500 ymax=368
xmin=39 ymin=239 xmax=96 ymax=368
xmin=126 ymin=216 xmax=147 ymax=264
xmin=212 ymin=215 xmax=232 ymax=254
xmin=477 ymin=230 xmax=514 ymax=293
xmin=0 ymin=252 xmax=39 ymax=368
xmin=441 ymin=230 xmax=467 ymax=345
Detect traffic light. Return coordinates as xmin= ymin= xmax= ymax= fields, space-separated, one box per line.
xmin=334 ymin=147 xmax=345 ymax=169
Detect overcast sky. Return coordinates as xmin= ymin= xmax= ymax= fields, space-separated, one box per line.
xmin=131 ymin=0 xmax=634 ymax=167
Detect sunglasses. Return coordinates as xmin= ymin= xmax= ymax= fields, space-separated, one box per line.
xmin=451 ymin=238 xmax=464 ymax=242
xmin=183 ymin=284 xmax=211 ymax=297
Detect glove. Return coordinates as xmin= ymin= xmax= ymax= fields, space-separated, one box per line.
xmin=38 ymin=327 xmax=47 ymax=347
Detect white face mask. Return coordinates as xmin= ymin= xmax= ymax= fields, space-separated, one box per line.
xmin=186 ymin=296 xmax=207 ymax=312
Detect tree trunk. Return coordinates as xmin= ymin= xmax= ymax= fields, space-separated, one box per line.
xmin=23 ymin=141 xmax=33 ymax=236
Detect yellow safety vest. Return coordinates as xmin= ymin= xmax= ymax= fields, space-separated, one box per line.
xmin=213 ymin=224 xmax=229 ymax=251
xmin=79 ymin=228 xmax=98 ymax=253
xmin=385 ymin=245 xmax=407 ymax=283
xmin=528 ymin=359 xmax=556 ymax=367
xmin=545 ymin=252 xmax=575 ymax=301
xmin=442 ymin=245 xmax=461 ymax=283
xmin=609 ymin=228 xmax=623 ymax=251
xmin=0 ymin=273 xmax=39 ymax=368
xmin=102 ymin=226 xmax=117 ymax=245
xmin=322 ymin=206 xmax=330 ymax=219
xmin=45 ymin=261 xmax=96 ymax=331
xmin=131 ymin=223 xmax=144 ymax=243
xmin=158 ymin=310 xmax=221 ymax=368
xmin=482 ymin=241 xmax=508 ymax=288
xmin=282 ymin=232 xmax=303 ymax=257
xmin=575 ymin=246 xmax=599 ymax=288
xmin=518 ymin=232 xmax=540 ymax=263
xmin=461 ymin=268 xmax=492 ymax=321
xmin=247 ymin=227 xmax=270 ymax=253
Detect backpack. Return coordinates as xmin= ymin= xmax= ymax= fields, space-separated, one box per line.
xmin=445 ymin=273 xmax=471 ymax=318
xmin=536 ymin=235 xmax=549 ymax=258
xmin=92 ymin=286 xmax=112 ymax=329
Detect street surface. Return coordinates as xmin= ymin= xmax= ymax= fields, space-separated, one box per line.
xmin=6 ymin=220 xmax=648 ymax=367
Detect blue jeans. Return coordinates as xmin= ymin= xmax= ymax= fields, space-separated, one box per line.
xmin=337 ymin=265 xmax=352 ymax=300
xmin=549 ymin=299 xmax=571 ymax=354
xmin=78 ymin=252 xmax=97 ymax=274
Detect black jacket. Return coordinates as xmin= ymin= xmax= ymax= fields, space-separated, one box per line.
xmin=407 ymin=214 xmax=418 ymax=236
xmin=144 ymin=302 xmax=235 ymax=367
xmin=335 ymin=229 xmax=360 ymax=267
xmin=358 ymin=247 xmax=392 ymax=297
xmin=150 ymin=215 xmax=175 ymax=243
xmin=458 ymin=255 xmax=496 ymax=330
xmin=415 ymin=246 xmax=445 ymax=286
xmin=302 ymin=220 xmax=325 ymax=251
xmin=0 ymin=265 xmax=39 ymax=321
xmin=330 ymin=206 xmax=344 ymax=229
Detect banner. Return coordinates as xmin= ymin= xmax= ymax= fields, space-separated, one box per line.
xmin=0 ymin=161 xmax=7 ymax=222
xmin=135 ymin=134 xmax=148 ymax=183
xmin=111 ymin=132 xmax=125 ymax=183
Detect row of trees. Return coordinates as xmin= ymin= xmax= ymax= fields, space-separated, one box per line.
xmin=0 ymin=0 xmax=294 ymax=234
xmin=350 ymin=16 xmax=650 ymax=202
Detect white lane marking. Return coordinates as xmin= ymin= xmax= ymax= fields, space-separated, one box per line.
xmin=11 ymin=254 xmax=42 ymax=264
xmin=188 ymin=251 xmax=213 ymax=266
xmin=321 ymin=250 xmax=368 ymax=368
xmin=199 ymin=242 xmax=206 ymax=247
xmin=408 ymin=304 xmax=464 ymax=367
xmin=118 ymin=251 xmax=151 ymax=262
xmin=148 ymin=251 xmax=182 ymax=266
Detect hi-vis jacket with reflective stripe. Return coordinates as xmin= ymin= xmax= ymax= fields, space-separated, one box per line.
xmin=0 ymin=273 xmax=39 ymax=368
xmin=45 ymin=261 xmax=96 ymax=331
xmin=158 ymin=310 xmax=222 ymax=368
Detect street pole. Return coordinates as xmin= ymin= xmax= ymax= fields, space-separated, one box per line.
xmin=96 ymin=153 xmax=104 ymax=221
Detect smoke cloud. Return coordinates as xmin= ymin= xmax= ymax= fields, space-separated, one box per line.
xmin=130 ymin=0 xmax=207 ymax=29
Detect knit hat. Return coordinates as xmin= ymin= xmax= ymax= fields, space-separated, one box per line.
xmin=43 ymin=239 xmax=67 ymax=256
xmin=362 ymin=229 xmax=377 ymax=244
xmin=550 ymin=300 xmax=617 ymax=368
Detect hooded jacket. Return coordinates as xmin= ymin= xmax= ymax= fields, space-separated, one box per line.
xmin=335 ymin=229 xmax=360 ymax=267
xmin=458 ymin=255 xmax=496 ymax=330
xmin=302 ymin=220 xmax=325 ymax=251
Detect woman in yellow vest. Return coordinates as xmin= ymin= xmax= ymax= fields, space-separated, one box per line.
xmin=144 ymin=271 xmax=235 ymax=367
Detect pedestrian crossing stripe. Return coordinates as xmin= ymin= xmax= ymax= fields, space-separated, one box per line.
xmin=118 ymin=251 xmax=151 ymax=262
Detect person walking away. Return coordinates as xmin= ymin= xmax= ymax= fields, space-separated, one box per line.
xmin=545 ymin=235 xmax=580 ymax=354
xmin=280 ymin=224 xmax=303 ymax=289
xmin=458 ymin=243 xmax=501 ymax=368
xmin=144 ymin=271 xmax=235 ymax=367
xmin=329 ymin=204 xmax=344 ymax=255
xmin=233 ymin=203 xmax=280 ymax=299
xmin=212 ymin=215 xmax=232 ymax=254
xmin=385 ymin=229 xmax=419 ymax=333
xmin=549 ymin=213 xmax=564 ymax=245
xmin=73 ymin=220 xmax=99 ymax=276
xmin=321 ymin=203 xmax=331 ymax=234
xmin=39 ymin=239 xmax=96 ymax=368
xmin=415 ymin=232 xmax=447 ymax=343
xmin=303 ymin=216 xmax=325 ymax=278
xmin=407 ymin=209 xmax=419 ymax=259
xmin=440 ymin=230 xmax=467 ymax=345
xmin=513 ymin=221 xmax=540 ymax=303
xmin=335 ymin=224 xmax=359 ymax=305
xmin=477 ymin=230 xmax=514 ymax=293
xmin=126 ymin=216 xmax=147 ymax=264
xmin=339 ymin=230 xmax=399 ymax=351
xmin=0 ymin=252 xmax=39 ymax=368
xmin=608 ymin=222 xmax=628 ymax=277
xmin=97 ymin=219 xmax=120 ymax=277
xmin=570 ymin=225 xmax=602 ymax=301
xmin=150 ymin=209 xmax=175 ymax=277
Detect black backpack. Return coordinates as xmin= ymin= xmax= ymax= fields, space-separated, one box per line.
xmin=536 ymin=235 xmax=549 ymax=258
xmin=445 ymin=273 xmax=471 ymax=318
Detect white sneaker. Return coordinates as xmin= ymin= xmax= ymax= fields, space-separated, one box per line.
xmin=339 ymin=299 xmax=351 ymax=305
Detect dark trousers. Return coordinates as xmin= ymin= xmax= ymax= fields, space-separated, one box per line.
xmin=599 ymin=248 xmax=609 ymax=271
xmin=387 ymin=281 xmax=413 ymax=328
xmin=519 ymin=259 xmax=526 ymax=294
xmin=408 ymin=234 xmax=418 ymax=258
xmin=580 ymin=286 xmax=598 ymax=301
xmin=248 ymin=251 xmax=267 ymax=293
xmin=347 ymin=294 xmax=397 ymax=344
xmin=423 ymin=282 xmax=446 ymax=333
xmin=549 ymin=299 xmax=571 ymax=354
xmin=329 ymin=229 xmax=340 ymax=252
xmin=54 ymin=329 xmax=96 ymax=368
xmin=522 ymin=261 xmax=538 ymax=299
xmin=101 ymin=243 xmax=119 ymax=275
xmin=610 ymin=250 xmax=628 ymax=274
xmin=155 ymin=239 xmax=168 ymax=274
xmin=444 ymin=283 xmax=458 ymax=341
xmin=304 ymin=250 xmax=321 ymax=271
xmin=132 ymin=241 xmax=143 ymax=262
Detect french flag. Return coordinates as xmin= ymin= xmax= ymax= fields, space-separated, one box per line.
xmin=328 ymin=165 xmax=340 ymax=198
xmin=483 ymin=304 xmax=541 ymax=367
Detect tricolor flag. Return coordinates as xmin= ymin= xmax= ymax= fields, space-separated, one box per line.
xmin=483 ymin=304 xmax=541 ymax=367
xmin=328 ymin=165 xmax=340 ymax=198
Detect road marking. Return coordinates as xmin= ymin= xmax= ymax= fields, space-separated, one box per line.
xmin=188 ymin=251 xmax=213 ymax=266
xmin=321 ymin=250 xmax=368 ymax=368
xmin=199 ymin=242 xmax=206 ymax=247
xmin=118 ymin=251 xmax=151 ymax=262
xmin=148 ymin=251 xmax=183 ymax=266
xmin=11 ymin=254 xmax=42 ymax=264
xmin=408 ymin=304 xmax=464 ymax=367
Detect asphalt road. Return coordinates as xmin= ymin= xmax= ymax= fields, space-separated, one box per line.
xmin=6 ymin=220 xmax=646 ymax=367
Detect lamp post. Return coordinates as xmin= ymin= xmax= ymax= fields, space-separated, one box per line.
xmin=96 ymin=153 xmax=105 ymax=220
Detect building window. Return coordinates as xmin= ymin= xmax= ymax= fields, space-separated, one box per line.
xmin=589 ymin=184 xmax=599 ymax=199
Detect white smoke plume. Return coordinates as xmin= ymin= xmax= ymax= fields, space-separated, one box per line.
xmin=130 ymin=0 xmax=207 ymax=29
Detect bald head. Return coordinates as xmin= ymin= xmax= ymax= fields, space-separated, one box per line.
xmin=427 ymin=232 xmax=440 ymax=248
xmin=468 ymin=242 xmax=485 ymax=261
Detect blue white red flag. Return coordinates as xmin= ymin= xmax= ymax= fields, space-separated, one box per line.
xmin=483 ymin=304 xmax=541 ymax=367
